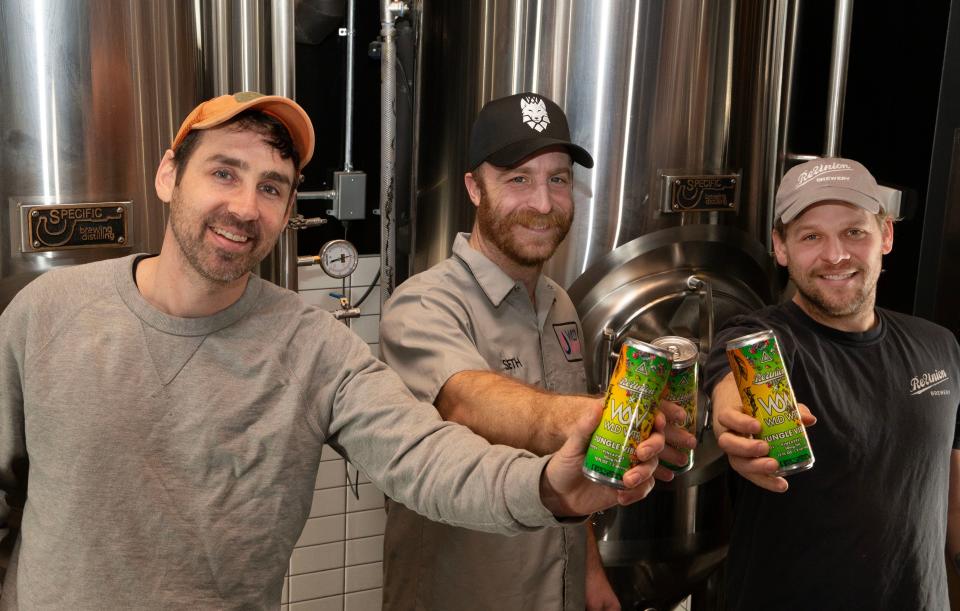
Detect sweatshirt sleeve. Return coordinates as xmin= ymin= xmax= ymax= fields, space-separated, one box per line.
xmin=0 ymin=292 xmax=31 ymax=590
xmin=308 ymin=317 xmax=559 ymax=535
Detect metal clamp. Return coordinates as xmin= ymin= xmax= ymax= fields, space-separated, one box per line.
xmin=287 ymin=214 xmax=327 ymax=230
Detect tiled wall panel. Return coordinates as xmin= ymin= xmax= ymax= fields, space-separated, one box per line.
xmin=289 ymin=257 xmax=386 ymax=610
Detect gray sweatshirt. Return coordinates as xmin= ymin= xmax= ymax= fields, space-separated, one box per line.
xmin=0 ymin=255 xmax=557 ymax=610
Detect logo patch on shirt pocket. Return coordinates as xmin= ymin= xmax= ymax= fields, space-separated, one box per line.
xmin=553 ymin=322 xmax=583 ymax=362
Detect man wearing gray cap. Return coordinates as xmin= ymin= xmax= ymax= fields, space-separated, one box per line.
xmin=705 ymin=157 xmax=960 ymax=610
xmin=379 ymin=93 xmax=696 ymax=610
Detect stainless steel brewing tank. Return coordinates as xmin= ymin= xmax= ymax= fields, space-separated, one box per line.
xmin=0 ymin=0 xmax=203 ymax=312
xmin=567 ymin=225 xmax=771 ymax=609
xmin=411 ymin=0 xmax=789 ymax=286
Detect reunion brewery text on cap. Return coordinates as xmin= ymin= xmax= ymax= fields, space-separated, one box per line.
xmin=172 ymin=92 xmax=316 ymax=170
xmin=775 ymin=157 xmax=883 ymax=224
xmin=468 ymin=93 xmax=594 ymax=170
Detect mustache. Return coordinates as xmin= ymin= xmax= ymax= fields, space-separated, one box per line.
xmin=205 ymin=212 xmax=261 ymax=239
xmin=505 ymin=208 xmax=570 ymax=229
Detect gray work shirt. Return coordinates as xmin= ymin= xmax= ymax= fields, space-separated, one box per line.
xmin=380 ymin=233 xmax=588 ymax=611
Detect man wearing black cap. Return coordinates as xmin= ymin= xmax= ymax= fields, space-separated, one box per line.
xmin=704 ymin=157 xmax=960 ymax=610
xmin=379 ymin=93 xmax=696 ymax=610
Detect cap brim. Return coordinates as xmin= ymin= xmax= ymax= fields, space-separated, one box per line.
xmin=779 ymin=187 xmax=882 ymax=223
xmin=183 ymin=95 xmax=316 ymax=170
xmin=486 ymin=138 xmax=594 ymax=169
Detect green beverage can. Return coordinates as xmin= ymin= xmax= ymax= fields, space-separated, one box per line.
xmin=582 ymin=338 xmax=673 ymax=488
xmin=725 ymin=330 xmax=814 ymax=476
xmin=651 ymin=336 xmax=699 ymax=473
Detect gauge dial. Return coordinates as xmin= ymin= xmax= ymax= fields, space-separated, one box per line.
xmin=319 ymin=239 xmax=359 ymax=279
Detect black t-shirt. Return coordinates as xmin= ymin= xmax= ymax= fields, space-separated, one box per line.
xmin=705 ymin=302 xmax=960 ymax=611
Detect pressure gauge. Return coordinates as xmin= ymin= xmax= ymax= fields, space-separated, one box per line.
xmin=319 ymin=239 xmax=359 ymax=279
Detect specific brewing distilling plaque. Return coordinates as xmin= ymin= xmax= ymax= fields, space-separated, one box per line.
xmin=659 ymin=173 xmax=741 ymax=214
xmin=19 ymin=201 xmax=131 ymax=252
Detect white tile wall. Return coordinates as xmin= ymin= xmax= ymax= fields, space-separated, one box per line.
xmin=290 ymin=257 xmax=387 ymax=611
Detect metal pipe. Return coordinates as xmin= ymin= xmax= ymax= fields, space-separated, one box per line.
xmin=271 ymin=0 xmax=297 ymax=291
xmin=824 ymin=0 xmax=854 ymax=156
xmin=344 ymin=0 xmax=357 ymax=171
xmin=238 ymin=0 xmax=261 ymax=92
xmin=210 ymin=0 xmax=230 ymax=94
xmin=380 ymin=1 xmax=400 ymax=303
xmin=271 ymin=0 xmax=295 ymax=96
xmin=763 ymin=0 xmax=791 ymax=252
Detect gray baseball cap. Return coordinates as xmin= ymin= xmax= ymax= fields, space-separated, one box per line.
xmin=775 ymin=157 xmax=884 ymax=224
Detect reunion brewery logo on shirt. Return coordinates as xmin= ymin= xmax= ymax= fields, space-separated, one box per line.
xmin=909 ymin=368 xmax=951 ymax=396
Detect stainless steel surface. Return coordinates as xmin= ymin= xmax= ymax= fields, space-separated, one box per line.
xmin=413 ymin=0 xmax=796 ymax=287
xmin=272 ymin=0 xmax=297 ymax=291
xmin=567 ymin=225 xmax=773 ymax=389
xmin=0 ymin=0 xmax=203 ymax=311
xmin=824 ymin=0 xmax=854 ymax=157
xmin=568 ymin=226 xmax=771 ymax=608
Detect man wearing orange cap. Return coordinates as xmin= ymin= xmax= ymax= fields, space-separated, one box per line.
xmin=705 ymin=157 xmax=960 ymax=610
xmin=0 ymin=92 xmax=668 ymax=609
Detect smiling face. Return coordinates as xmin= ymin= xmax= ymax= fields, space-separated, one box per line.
xmin=773 ymin=201 xmax=894 ymax=331
xmin=465 ymin=148 xmax=574 ymax=270
xmin=156 ymin=125 xmax=297 ymax=287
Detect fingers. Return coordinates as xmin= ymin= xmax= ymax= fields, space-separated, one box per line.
xmin=715 ymin=405 xmax=761 ymax=436
xmin=729 ymin=454 xmax=789 ymax=492
xmin=797 ymin=402 xmax=817 ymax=427
xmin=657 ymin=399 xmax=686 ymax=425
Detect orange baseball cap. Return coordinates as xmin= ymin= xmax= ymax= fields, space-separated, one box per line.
xmin=172 ymin=92 xmax=315 ymax=170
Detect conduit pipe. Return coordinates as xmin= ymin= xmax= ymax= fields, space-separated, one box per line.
xmin=380 ymin=1 xmax=407 ymax=303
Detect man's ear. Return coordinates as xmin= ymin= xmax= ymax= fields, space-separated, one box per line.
xmin=880 ymin=216 xmax=894 ymax=255
xmin=155 ymin=150 xmax=178 ymax=203
xmin=772 ymin=228 xmax=789 ymax=267
xmin=464 ymin=171 xmax=482 ymax=208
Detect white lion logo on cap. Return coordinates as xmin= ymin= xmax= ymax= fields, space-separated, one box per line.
xmin=520 ymin=96 xmax=550 ymax=132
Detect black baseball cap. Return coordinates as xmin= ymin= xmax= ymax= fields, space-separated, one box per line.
xmin=467 ymin=93 xmax=594 ymax=170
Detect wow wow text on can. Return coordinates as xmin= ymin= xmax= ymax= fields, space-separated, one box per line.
xmin=725 ymin=330 xmax=814 ymax=476
xmin=582 ymin=339 xmax=672 ymax=488
xmin=652 ymin=336 xmax=699 ymax=473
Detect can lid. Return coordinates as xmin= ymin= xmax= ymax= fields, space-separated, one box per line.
xmin=725 ymin=329 xmax=776 ymax=351
xmin=622 ymin=337 xmax=674 ymax=361
xmin=650 ymin=336 xmax=698 ymax=366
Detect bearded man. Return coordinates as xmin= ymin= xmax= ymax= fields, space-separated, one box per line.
xmin=707 ymin=157 xmax=960 ymax=610
xmin=379 ymin=93 xmax=696 ymax=611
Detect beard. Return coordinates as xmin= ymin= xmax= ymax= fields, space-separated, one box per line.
xmin=789 ymin=260 xmax=880 ymax=321
xmin=475 ymin=186 xmax=573 ymax=267
xmin=169 ymin=189 xmax=270 ymax=284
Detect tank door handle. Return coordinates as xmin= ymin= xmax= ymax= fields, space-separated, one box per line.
xmin=686 ymin=275 xmax=714 ymax=438
xmin=599 ymin=327 xmax=618 ymax=394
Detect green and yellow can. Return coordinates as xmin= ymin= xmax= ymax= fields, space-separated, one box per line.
xmin=582 ymin=339 xmax=672 ymax=488
xmin=725 ymin=330 xmax=814 ymax=476
xmin=651 ymin=336 xmax=699 ymax=473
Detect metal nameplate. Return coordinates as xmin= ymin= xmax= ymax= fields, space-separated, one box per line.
xmin=660 ymin=173 xmax=741 ymax=213
xmin=20 ymin=202 xmax=131 ymax=253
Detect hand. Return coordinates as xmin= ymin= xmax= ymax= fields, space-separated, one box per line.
xmin=540 ymin=403 xmax=666 ymax=516
xmin=585 ymin=561 xmax=621 ymax=611
xmin=712 ymin=373 xmax=816 ymax=492
xmin=655 ymin=399 xmax=698 ymax=481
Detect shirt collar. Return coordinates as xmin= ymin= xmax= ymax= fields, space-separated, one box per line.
xmin=452 ymin=233 xmax=556 ymax=317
